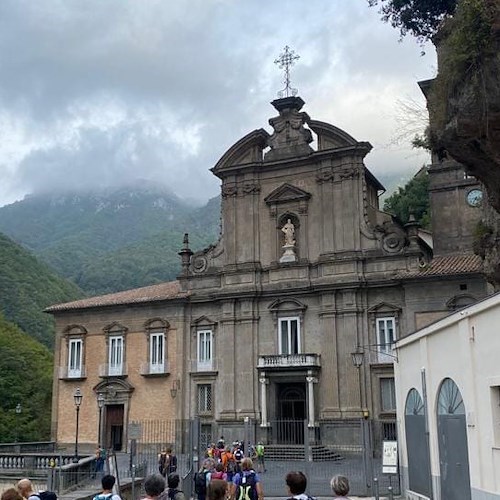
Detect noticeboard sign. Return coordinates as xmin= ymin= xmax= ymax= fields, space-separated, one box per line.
xmin=382 ymin=440 xmax=398 ymax=474
xmin=128 ymin=422 xmax=142 ymax=440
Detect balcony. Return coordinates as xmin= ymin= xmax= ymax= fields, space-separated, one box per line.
xmin=58 ymin=366 xmax=87 ymax=380
xmin=190 ymin=358 xmax=218 ymax=373
xmin=140 ymin=361 xmax=170 ymax=377
xmin=99 ymin=363 xmax=127 ymax=378
xmin=257 ymin=353 xmax=321 ymax=370
xmin=365 ymin=345 xmax=396 ymax=365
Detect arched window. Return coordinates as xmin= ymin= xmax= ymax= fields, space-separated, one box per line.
xmin=437 ymin=378 xmax=465 ymax=415
xmin=405 ymin=388 xmax=424 ymax=416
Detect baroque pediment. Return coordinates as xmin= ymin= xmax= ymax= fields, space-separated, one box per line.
xmin=211 ymin=129 xmax=269 ymax=177
xmin=264 ymin=183 xmax=311 ymax=205
xmin=368 ymin=302 xmax=402 ymax=315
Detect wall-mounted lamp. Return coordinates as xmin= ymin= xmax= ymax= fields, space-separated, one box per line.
xmin=170 ymin=379 xmax=181 ymax=398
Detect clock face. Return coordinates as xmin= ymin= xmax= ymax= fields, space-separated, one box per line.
xmin=467 ymin=189 xmax=483 ymax=207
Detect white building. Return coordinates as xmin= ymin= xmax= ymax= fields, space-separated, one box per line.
xmin=395 ymin=292 xmax=500 ymax=500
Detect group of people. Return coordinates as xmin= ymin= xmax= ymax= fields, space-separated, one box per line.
xmin=194 ymin=457 xmax=263 ymax=500
xmin=192 ymin=456 xmax=352 ymax=500
xmin=1 ymin=479 xmax=57 ymax=500
xmin=205 ymin=437 xmax=265 ymax=475
xmin=1 ymin=456 xmax=351 ymax=500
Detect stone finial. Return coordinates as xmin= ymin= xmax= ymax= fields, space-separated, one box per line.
xmin=178 ymin=233 xmax=193 ymax=274
xmin=264 ymin=96 xmax=313 ymax=162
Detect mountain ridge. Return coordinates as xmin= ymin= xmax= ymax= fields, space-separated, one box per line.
xmin=0 ymin=185 xmax=221 ymax=295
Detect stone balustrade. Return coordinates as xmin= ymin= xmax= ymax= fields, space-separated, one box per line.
xmin=257 ymin=353 xmax=321 ymax=369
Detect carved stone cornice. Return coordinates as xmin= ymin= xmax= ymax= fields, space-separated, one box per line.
xmin=221 ymin=181 xmax=261 ymax=198
xmin=316 ymin=167 xmax=360 ymax=184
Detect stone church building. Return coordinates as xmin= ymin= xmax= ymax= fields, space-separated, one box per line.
xmin=48 ymin=94 xmax=489 ymax=453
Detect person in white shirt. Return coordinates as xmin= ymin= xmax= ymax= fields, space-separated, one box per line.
xmin=93 ymin=474 xmax=122 ymax=500
xmin=285 ymin=471 xmax=313 ymax=500
xmin=17 ymin=479 xmax=41 ymax=500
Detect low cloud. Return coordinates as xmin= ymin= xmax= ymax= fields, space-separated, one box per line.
xmin=0 ymin=0 xmax=436 ymax=206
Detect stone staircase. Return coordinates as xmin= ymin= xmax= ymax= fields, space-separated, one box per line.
xmin=263 ymin=444 xmax=343 ymax=461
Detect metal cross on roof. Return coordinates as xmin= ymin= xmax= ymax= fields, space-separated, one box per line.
xmin=274 ymin=45 xmax=300 ymax=98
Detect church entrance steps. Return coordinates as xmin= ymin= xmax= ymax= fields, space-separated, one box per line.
xmin=264 ymin=444 xmax=344 ymax=461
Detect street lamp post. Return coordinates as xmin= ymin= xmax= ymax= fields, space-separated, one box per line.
xmin=73 ymin=388 xmax=83 ymax=463
xmin=14 ymin=403 xmax=22 ymax=443
xmin=350 ymin=347 xmax=372 ymax=493
xmin=97 ymin=393 xmax=105 ymax=448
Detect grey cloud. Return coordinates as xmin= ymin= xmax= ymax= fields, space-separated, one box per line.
xmin=0 ymin=1 xmax=436 ymax=207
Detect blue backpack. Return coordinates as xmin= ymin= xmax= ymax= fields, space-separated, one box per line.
xmin=237 ymin=471 xmax=258 ymax=500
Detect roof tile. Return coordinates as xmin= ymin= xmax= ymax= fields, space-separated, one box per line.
xmin=46 ymin=280 xmax=189 ymax=312
xmin=397 ymin=254 xmax=482 ymax=279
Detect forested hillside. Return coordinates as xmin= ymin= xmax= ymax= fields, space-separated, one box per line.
xmin=0 ymin=232 xmax=83 ymax=348
xmin=0 ymin=314 xmax=53 ymax=442
xmin=0 ymin=183 xmax=220 ymax=295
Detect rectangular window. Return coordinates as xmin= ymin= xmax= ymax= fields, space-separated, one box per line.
xmin=150 ymin=332 xmax=165 ymax=373
xmin=197 ymin=384 xmax=212 ymax=414
xmin=109 ymin=335 xmax=124 ymax=376
xmin=197 ymin=330 xmax=213 ymax=371
xmin=376 ymin=317 xmax=396 ymax=358
xmin=380 ymin=378 xmax=396 ymax=412
xmin=68 ymin=339 xmax=82 ymax=378
xmin=279 ymin=317 xmax=300 ymax=355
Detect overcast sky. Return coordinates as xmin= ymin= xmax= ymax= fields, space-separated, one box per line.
xmin=0 ymin=0 xmax=436 ymax=207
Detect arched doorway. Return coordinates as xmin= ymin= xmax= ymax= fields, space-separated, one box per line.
xmin=437 ymin=378 xmax=471 ymax=500
xmin=405 ymin=389 xmax=432 ymax=497
xmin=277 ymin=383 xmax=306 ymax=444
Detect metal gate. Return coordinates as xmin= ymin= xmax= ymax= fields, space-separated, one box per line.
xmin=405 ymin=389 xmax=432 ymax=497
xmin=437 ymin=378 xmax=471 ymax=500
xmin=128 ymin=417 xmax=399 ymax=498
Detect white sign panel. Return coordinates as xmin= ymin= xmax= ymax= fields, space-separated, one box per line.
xmin=382 ymin=440 xmax=398 ymax=474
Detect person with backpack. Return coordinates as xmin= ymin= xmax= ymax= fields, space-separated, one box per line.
xmin=231 ymin=458 xmax=263 ymax=500
xmin=17 ymin=479 xmax=57 ymax=500
xmin=93 ymin=474 xmax=122 ymax=500
xmin=285 ymin=471 xmax=314 ymax=500
xmin=209 ymin=463 xmax=227 ymax=482
xmin=221 ymin=446 xmax=236 ymax=483
xmin=232 ymin=442 xmax=244 ymax=473
xmin=194 ymin=458 xmax=213 ymax=500
xmin=158 ymin=473 xmax=185 ymax=500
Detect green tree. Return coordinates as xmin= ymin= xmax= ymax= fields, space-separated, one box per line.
xmin=384 ymin=171 xmax=431 ymax=228
xmin=368 ymin=0 xmax=458 ymax=42
xmin=0 ymin=232 xmax=83 ymax=349
xmin=0 ymin=314 xmax=53 ymax=442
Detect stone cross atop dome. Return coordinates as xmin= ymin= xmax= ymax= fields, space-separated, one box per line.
xmin=265 ymin=46 xmax=312 ymax=161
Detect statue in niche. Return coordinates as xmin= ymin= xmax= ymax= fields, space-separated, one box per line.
xmin=280 ymin=218 xmax=297 ymax=263
xmin=281 ymin=219 xmax=296 ymax=246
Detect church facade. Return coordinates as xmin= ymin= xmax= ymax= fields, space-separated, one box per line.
xmin=48 ymin=95 xmax=489 ymax=453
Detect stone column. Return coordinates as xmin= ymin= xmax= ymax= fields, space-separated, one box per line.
xmin=306 ymin=373 xmax=318 ymax=428
xmin=259 ymin=375 xmax=269 ymax=427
